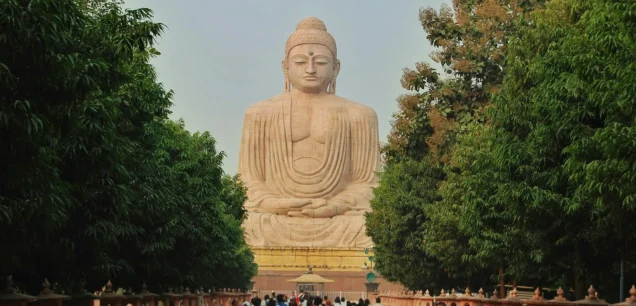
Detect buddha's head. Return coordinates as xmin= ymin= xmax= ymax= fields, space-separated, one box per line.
xmin=283 ymin=17 xmax=340 ymax=94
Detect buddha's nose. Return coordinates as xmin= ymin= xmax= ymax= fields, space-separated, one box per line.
xmin=306 ymin=63 xmax=316 ymax=74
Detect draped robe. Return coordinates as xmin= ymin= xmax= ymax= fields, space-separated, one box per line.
xmin=238 ymin=94 xmax=380 ymax=247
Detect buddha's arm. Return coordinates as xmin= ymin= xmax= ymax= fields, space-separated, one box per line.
xmin=238 ymin=109 xmax=278 ymax=211
xmin=329 ymin=107 xmax=381 ymax=212
xmin=298 ymin=107 xmax=380 ymax=218
xmin=240 ymin=106 xmax=313 ymax=215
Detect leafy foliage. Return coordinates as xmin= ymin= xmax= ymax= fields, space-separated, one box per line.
xmin=435 ymin=0 xmax=636 ymax=300
xmin=0 ymin=0 xmax=255 ymax=294
xmin=383 ymin=0 xmax=543 ymax=164
xmin=367 ymin=159 xmax=450 ymax=290
xmin=368 ymin=0 xmax=543 ymax=290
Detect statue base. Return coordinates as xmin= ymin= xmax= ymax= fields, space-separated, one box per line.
xmin=252 ymin=247 xmax=369 ymax=272
xmin=250 ymin=247 xmax=405 ymax=292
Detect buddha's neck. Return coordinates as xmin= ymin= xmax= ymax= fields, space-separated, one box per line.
xmin=290 ymin=88 xmax=330 ymax=100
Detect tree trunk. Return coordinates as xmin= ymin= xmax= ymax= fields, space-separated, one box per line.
xmin=573 ymin=243 xmax=585 ymax=300
xmin=499 ymin=266 xmax=506 ymax=299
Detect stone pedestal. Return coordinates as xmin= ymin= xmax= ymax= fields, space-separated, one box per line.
xmin=252 ymin=247 xmax=369 ymax=272
xmin=251 ymin=247 xmax=403 ymax=292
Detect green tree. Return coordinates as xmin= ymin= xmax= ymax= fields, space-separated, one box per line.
xmin=383 ymin=0 xmax=544 ymax=164
xmin=446 ymin=0 xmax=636 ymax=300
xmin=127 ymin=120 xmax=255 ymax=290
xmin=366 ymin=159 xmax=450 ymax=291
xmin=0 ymin=0 xmax=163 ymax=280
xmin=439 ymin=124 xmax=550 ymax=288
xmin=0 ymin=0 xmax=255 ymax=293
xmin=221 ymin=174 xmax=249 ymax=222
xmin=367 ymin=0 xmax=542 ymax=291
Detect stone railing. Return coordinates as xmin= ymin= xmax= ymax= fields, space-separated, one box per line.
xmin=0 ymin=277 xmax=252 ymax=306
xmin=375 ymin=285 xmax=636 ymax=306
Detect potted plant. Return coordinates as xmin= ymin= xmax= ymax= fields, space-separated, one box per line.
xmin=363 ymin=248 xmax=380 ymax=293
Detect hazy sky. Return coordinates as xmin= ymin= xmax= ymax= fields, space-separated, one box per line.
xmin=122 ymin=0 xmax=448 ymax=174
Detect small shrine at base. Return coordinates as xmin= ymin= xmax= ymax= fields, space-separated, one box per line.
xmin=286 ymin=268 xmax=333 ymax=296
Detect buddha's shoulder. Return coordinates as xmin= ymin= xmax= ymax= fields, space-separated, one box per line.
xmin=333 ymin=96 xmax=378 ymax=119
xmin=244 ymin=93 xmax=288 ymax=115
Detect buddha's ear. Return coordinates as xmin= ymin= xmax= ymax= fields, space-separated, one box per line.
xmin=333 ymin=59 xmax=341 ymax=78
xmin=281 ymin=59 xmax=288 ymax=75
xmin=282 ymin=59 xmax=290 ymax=92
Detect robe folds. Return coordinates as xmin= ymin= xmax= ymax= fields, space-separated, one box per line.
xmin=238 ymin=93 xmax=380 ymax=247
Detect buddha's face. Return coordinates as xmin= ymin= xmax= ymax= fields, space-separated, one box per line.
xmin=285 ymin=44 xmax=340 ymax=94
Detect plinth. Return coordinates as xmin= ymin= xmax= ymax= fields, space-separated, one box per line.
xmin=251 ymin=247 xmax=403 ymax=292
xmin=253 ymin=247 xmax=368 ymax=271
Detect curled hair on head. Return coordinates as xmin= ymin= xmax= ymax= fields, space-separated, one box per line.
xmin=285 ymin=17 xmax=337 ymax=58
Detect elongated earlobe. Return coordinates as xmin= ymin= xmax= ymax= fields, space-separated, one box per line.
xmin=282 ymin=59 xmax=290 ymax=92
xmin=329 ymin=59 xmax=340 ymax=94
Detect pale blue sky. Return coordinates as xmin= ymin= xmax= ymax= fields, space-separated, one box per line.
xmin=123 ymin=0 xmax=448 ymax=174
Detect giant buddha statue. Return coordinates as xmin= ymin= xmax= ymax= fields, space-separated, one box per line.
xmin=239 ymin=17 xmax=380 ymax=248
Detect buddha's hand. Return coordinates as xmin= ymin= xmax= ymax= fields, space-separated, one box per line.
xmin=289 ymin=199 xmax=350 ymax=218
xmin=260 ymin=198 xmax=312 ymax=215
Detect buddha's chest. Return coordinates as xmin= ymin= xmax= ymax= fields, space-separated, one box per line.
xmin=289 ymin=104 xmax=345 ymax=172
xmin=290 ymin=105 xmax=335 ymax=143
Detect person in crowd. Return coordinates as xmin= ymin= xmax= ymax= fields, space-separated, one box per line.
xmin=364 ymin=299 xmax=370 ymax=306
xmin=277 ymin=294 xmax=287 ymax=306
xmin=252 ymin=297 xmax=262 ymax=306
xmin=323 ymin=296 xmax=330 ymax=306
xmin=301 ymin=294 xmax=311 ymax=306
xmin=374 ymin=298 xmax=383 ymax=306
xmin=294 ymin=292 xmax=301 ymax=306
xmin=357 ymin=298 xmax=365 ymax=306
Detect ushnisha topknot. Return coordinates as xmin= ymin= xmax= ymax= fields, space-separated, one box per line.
xmin=285 ymin=17 xmax=337 ymax=58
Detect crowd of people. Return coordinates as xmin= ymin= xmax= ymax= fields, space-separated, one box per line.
xmin=247 ymin=292 xmax=383 ymax=306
